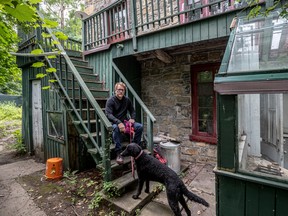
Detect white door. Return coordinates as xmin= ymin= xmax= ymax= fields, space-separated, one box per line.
xmin=261 ymin=94 xmax=284 ymax=166
xmin=32 ymin=80 xmax=44 ymax=159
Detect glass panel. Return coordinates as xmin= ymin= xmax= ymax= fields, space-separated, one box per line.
xmin=228 ymin=13 xmax=288 ymax=73
xmin=198 ymin=70 xmax=213 ymax=82
xmin=198 ymin=83 xmax=214 ymax=95
xmin=48 ymin=112 xmax=64 ymax=139
xmin=238 ymin=93 xmax=288 ymax=180
xmin=197 ymin=70 xmax=214 ymax=133
xmin=198 ymin=96 xmax=213 ymax=107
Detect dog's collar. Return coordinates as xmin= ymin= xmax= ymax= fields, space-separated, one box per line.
xmin=135 ymin=150 xmax=143 ymax=160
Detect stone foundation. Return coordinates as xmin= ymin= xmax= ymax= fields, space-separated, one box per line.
xmin=140 ymin=45 xmax=225 ymax=164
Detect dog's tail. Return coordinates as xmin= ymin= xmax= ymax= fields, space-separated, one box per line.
xmin=181 ymin=184 xmax=209 ymax=207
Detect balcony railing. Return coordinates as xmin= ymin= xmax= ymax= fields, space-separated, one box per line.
xmin=83 ymin=0 xmax=253 ymax=52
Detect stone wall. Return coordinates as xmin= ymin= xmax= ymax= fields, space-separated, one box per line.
xmin=84 ymin=0 xmax=116 ymax=15
xmin=140 ymin=48 xmax=225 ymax=164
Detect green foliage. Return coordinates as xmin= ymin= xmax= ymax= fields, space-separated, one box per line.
xmin=247 ymin=0 xmax=288 ymax=19
xmin=103 ymin=181 xmax=120 ymax=198
xmin=0 ymin=0 xmax=41 ymax=95
xmin=0 ymin=102 xmax=22 ymax=140
xmin=10 ymin=129 xmax=26 ymax=154
xmin=88 ymin=192 xmax=103 ymax=210
xmin=135 ymin=209 xmax=141 ymax=216
xmin=63 ymin=169 xmax=78 ymax=185
xmin=40 ymin=0 xmax=84 ymax=40
xmin=0 ymin=102 xmax=22 ymax=121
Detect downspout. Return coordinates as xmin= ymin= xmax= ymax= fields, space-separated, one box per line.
xmin=130 ymin=0 xmax=137 ymax=51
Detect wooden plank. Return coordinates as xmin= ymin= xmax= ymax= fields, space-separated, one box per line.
xmin=209 ymin=18 xmax=218 ymax=39
xmin=275 ymin=189 xmax=288 ymax=216
xmin=217 ymin=15 xmax=228 ymax=38
xmin=159 ymin=31 xmax=166 ymax=48
xmin=217 ymin=95 xmax=236 ymax=169
xmin=259 ymin=186 xmax=275 ymax=216
xmin=201 ymin=21 xmax=209 ymax=40
xmin=178 ymin=26 xmax=185 ymax=45
xmin=218 ymin=176 xmax=245 ymax=216
xmin=245 ymin=182 xmax=259 ymax=216
xmin=165 ymin=29 xmax=172 ymax=48
xmin=184 ymin=26 xmax=194 ymax=43
xmin=192 ymin=22 xmax=201 ymax=42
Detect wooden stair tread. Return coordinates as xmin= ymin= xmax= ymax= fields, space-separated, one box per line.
xmin=67 ymin=87 xmax=109 ymax=92
xmin=80 ymin=132 xmax=98 ymax=139
xmin=74 ymin=119 xmax=97 ymax=124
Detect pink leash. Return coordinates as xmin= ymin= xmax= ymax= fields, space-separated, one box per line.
xmin=131 ymin=150 xmax=143 ymax=179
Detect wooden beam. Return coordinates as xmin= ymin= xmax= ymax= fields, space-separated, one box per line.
xmin=153 ymin=50 xmax=175 ymax=64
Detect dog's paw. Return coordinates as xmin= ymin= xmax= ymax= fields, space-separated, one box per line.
xmin=132 ymin=195 xmax=139 ymax=199
xmin=144 ymin=189 xmax=149 ymax=194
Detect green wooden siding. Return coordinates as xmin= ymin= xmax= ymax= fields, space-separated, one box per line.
xmin=217 ymin=174 xmax=288 ymax=216
xmin=217 ymin=94 xmax=236 ymax=170
xmin=21 ymin=65 xmax=70 ymax=168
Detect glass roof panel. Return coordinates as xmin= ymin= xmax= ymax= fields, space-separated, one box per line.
xmin=227 ymin=13 xmax=288 ymax=73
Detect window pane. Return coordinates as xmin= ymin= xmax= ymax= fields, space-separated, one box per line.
xmin=48 ymin=112 xmax=64 ymax=139
xmin=199 ymin=120 xmax=213 ymax=134
xmin=199 ymin=96 xmax=213 ymax=107
xmin=228 ymin=13 xmax=288 ymax=73
xmin=197 ymin=71 xmax=213 ymax=82
xmin=238 ymin=93 xmax=288 ymax=180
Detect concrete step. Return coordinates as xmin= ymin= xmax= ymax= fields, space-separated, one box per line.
xmin=140 ymin=201 xmax=173 ymax=216
xmin=102 ymin=181 xmax=160 ymax=215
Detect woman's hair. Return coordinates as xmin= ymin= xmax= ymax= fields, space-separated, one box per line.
xmin=114 ymin=82 xmax=126 ymax=91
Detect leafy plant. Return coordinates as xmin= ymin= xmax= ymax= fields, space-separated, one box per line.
xmin=63 ymin=169 xmax=78 ymax=185
xmin=135 ymin=209 xmax=141 ymax=216
xmin=152 ymin=183 xmax=165 ymax=193
xmin=0 ymin=102 xmax=22 ymax=139
xmin=103 ymin=181 xmax=120 ymax=198
xmin=10 ymin=129 xmax=26 ymax=154
xmin=0 ymin=102 xmax=22 ymax=121
xmin=246 ymin=0 xmax=288 ymax=19
xmin=88 ymin=192 xmax=103 ymax=210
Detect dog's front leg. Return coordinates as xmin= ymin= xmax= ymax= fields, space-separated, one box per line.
xmin=132 ymin=179 xmax=144 ymax=199
xmin=144 ymin=180 xmax=150 ymax=194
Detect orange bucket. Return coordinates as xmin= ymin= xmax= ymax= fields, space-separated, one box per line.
xmin=45 ymin=157 xmax=63 ymax=179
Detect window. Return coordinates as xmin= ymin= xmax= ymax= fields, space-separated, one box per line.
xmin=238 ymin=93 xmax=288 ymax=181
xmin=190 ymin=64 xmax=218 ymax=144
xmin=48 ymin=112 xmax=64 ymax=140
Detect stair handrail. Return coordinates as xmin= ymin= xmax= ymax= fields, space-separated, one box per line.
xmin=35 ymin=12 xmax=112 ymax=159
xmin=112 ymin=61 xmax=156 ymax=152
xmin=38 ymin=12 xmax=112 ymax=130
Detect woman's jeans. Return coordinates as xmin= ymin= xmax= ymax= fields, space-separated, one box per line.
xmin=112 ymin=122 xmax=143 ymax=153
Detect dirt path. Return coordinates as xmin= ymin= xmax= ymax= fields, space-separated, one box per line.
xmin=0 ymin=133 xmax=47 ymax=216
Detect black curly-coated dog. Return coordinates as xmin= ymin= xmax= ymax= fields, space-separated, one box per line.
xmin=121 ymin=143 xmax=209 ymax=216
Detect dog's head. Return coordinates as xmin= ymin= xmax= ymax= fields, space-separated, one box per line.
xmin=121 ymin=143 xmax=142 ymax=157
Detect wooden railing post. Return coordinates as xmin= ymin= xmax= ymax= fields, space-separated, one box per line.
xmin=102 ymin=123 xmax=112 ymax=181
xmin=130 ymin=0 xmax=137 ymax=51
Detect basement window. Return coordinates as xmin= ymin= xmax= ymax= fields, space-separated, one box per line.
xmin=190 ymin=64 xmax=218 ymax=144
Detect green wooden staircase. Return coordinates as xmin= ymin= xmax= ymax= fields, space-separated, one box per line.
xmin=17 ymin=12 xmax=156 ymax=183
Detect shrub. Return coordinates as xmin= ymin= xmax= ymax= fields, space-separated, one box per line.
xmin=0 ymin=102 xmax=22 ymax=121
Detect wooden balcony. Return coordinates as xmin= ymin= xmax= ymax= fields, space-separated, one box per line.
xmin=83 ymin=0 xmax=258 ymax=54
